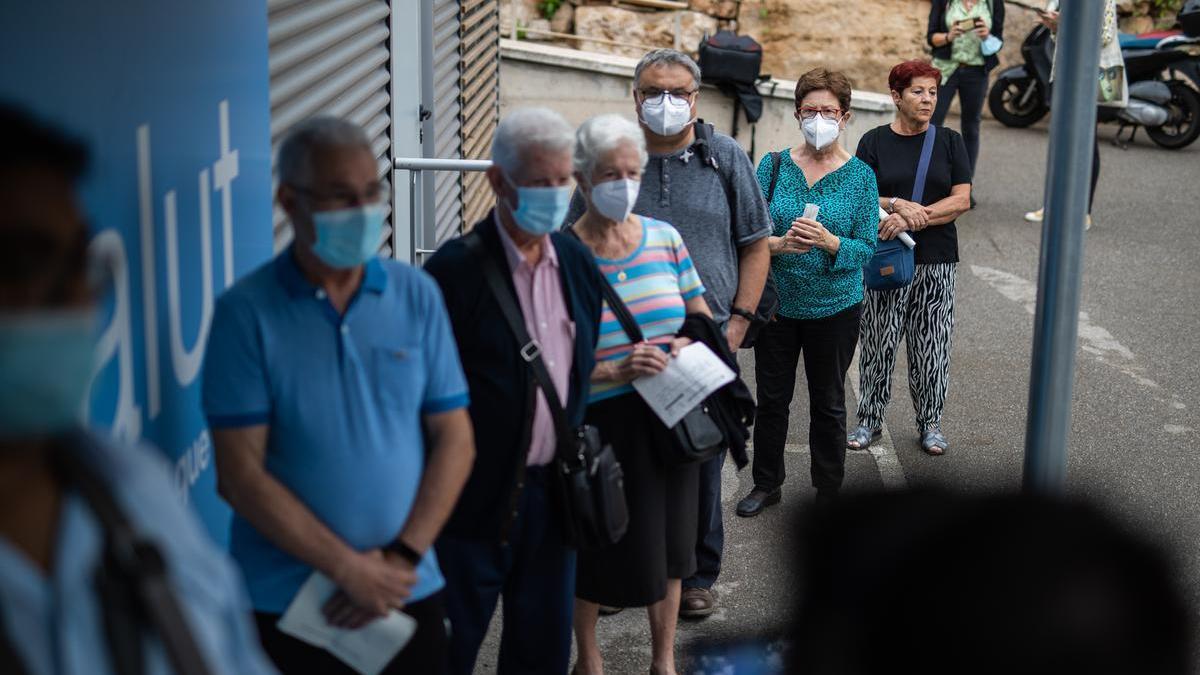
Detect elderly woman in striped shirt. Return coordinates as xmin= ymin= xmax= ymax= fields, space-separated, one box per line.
xmin=567 ymin=113 xmax=711 ymax=675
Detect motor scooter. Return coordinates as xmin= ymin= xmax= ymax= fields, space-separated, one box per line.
xmin=988 ymin=17 xmax=1200 ymax=149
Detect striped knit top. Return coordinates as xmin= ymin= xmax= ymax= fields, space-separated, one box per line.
xmin=589 ymin=216 xmax=705 ymax=403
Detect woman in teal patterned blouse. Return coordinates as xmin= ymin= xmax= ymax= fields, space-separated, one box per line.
xmin=734 ymin=68 xmax=879 ymax=518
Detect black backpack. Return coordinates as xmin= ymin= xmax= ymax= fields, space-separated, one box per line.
xmin=697 ymin=31 xmax=773 ymax=159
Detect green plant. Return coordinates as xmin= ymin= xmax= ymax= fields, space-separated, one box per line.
xmin=516 ymin=19 xmax=528 ymax=40
xmin=759 ymin=6 xmax=769 ymax=20
xmin=538 ymin=0 xmax=563 ymax=20
xmin=1150 ymin=0 xmax=1183 ymax=18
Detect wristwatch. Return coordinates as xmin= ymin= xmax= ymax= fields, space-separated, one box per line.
xmin=888 ymin=197 xmax=899 ymax=213
xmin=384 ymin=539 xmax=423 ymax=566
xmin=730 ymin=306 xmax=756 ymax=322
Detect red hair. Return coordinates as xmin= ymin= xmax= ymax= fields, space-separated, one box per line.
xmin=888 ymin=60 xmax=943 ymax=93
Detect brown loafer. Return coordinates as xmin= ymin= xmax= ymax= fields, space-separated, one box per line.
xmin=679 ymin=586 xmax=718 ymax=619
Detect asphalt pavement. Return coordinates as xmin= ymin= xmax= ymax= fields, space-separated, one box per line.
xmin=475 ymin=118 xmax=1200 ymax=673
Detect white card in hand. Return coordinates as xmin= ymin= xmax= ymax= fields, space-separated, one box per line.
xmin=631 ymin=342 xmax=736 ymax=428
xmin=802 ymin=203 xmax=820 ymax=220
xmin=277 ymin=573 xmax=417 ymax=675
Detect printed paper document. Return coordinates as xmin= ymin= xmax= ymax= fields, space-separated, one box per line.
xmin=277 ymin=572 xmax=416 ymax=675
xmin=632 ymin=342 xmax=735 ymax=427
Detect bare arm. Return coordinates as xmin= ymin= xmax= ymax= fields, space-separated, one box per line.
xmin=395 ymin=408 xmax=475 ymax=554
xmin=213 ymin=425 xmax=359 ymax=580
xmin=727 ymin=236 xmax=770 ymax=352
xmin=923 ymin=184 xmax=972 ymax=226
xmin=213 ymin=426 xmax=415 ymax=623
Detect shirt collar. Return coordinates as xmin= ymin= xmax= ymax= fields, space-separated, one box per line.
xmin=493 ymin=211 xmax=558 ymax=271
xmin=274 ymin=246 xmax=388 ymax=298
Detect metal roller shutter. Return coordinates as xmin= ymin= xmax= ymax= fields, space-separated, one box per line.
xmin=422 ymin=0 xmax=464 ymax=251
xmin=419 ymin=0 xmax=499 ymax=253
xmin=268 ymin=0 xmax=393 ymax=254
xmin=458 ymin=0 xmax=499 ymax=228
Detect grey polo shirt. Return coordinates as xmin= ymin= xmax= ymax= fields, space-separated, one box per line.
xmin=566 ymin=129 xmax=772 ymax=324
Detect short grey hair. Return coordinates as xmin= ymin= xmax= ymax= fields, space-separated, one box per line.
xmin=634 ymin=49 xmax=702 ymax=90
xmin=574 ymin=114 xmax=648 ymax=183
xmin=491 ymin=108 xmax=575 ymax=178
xmin=277 ymin=116 xmax=372 ymax=187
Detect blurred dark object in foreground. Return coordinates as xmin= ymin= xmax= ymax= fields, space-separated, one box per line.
xmin=791 ymin=491 xmax=1193 ymax=675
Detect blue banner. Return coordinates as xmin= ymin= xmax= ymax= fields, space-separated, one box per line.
xmin=0 ymin=2 xmax=275 ymax=543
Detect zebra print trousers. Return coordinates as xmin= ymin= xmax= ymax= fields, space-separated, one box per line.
xmin=855 ymin=263 xmax=957 ymax=434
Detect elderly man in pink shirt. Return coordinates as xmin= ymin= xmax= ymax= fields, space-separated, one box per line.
xmin=424 ymin=108 xmax=604 ymax=675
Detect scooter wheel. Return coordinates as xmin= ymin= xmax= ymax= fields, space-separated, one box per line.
xmin=988 ymin=75 xmax=1049 ymax=128
xmin=1145 ymin=80 xmax=1200 ymax=149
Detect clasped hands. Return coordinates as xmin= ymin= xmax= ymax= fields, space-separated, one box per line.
xmin=880 ymin=199 xmax=934 ymax=241
xmin=769 ymin=217 xmax=835 ymax=255
xmin=323 ymin=548 xmax=417 ymax=629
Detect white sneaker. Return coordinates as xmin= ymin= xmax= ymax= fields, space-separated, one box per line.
xmin=1024 ymin=208 xmax=1044 ymax=222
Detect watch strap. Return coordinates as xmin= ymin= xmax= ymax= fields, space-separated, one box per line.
xmin=384 ymin=539 xmax=423 ymax=566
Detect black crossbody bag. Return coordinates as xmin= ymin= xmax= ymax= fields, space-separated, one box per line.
xmin=464 ymin=233 xmax=628 ymax=551
xmin=568 ymin=229 xmax=726 ymax=465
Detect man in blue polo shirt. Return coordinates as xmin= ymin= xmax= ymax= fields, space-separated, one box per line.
xmin=202 ymin=117 xmax=474 ymax=674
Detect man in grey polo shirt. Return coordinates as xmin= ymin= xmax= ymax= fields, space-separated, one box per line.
xmin=565 ymin=48 xmax=772 ymax=618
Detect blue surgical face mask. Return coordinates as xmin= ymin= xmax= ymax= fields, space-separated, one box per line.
xmin=310 ymin=204 xmax=387 ymax=269
xmin=504 ymin=175 xmax=571 ymax=236
xmin=0 ymin=310 xmax=95 ymax=439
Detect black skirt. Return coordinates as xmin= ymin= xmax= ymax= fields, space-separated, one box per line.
xmin=575 ymin=392 xmax=700 ymax=607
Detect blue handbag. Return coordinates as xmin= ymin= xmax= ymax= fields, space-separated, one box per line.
xmin=864 ymin=125 xmax=937 ymax=291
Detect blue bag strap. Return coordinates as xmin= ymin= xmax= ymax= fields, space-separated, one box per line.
xmin=911 ymin=125 xmax=937 ymax=205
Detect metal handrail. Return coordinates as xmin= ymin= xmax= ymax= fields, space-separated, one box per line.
xmin=393 ymin=157 xmax=493 ymax=262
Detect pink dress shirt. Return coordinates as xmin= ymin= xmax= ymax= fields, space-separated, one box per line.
xmin=495 ymin=215 xmax=575 ymax=466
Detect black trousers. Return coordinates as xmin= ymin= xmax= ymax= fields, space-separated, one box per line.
xmin=254 ymin=592 xmax=448 ymax=674
xmin=752 ymin=304 xmax=861 ymax=493
xmin=932 ymin=64 xmax=988 ymax=178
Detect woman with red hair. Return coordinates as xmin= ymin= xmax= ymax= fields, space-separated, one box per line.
xmin=848 ymin=60 xmax=972 ymax=457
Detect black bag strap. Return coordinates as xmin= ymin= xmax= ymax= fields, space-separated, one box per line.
xmin=463 ymin=233 xmax=576 ymax=461
xmin=766 ymin=151 xmax=783 ymax=204
xmin=692 ymin=121 xmax=741 ymax=251
xmin=564 ymin=227 xmax=645 ymax=344
xmin=54 ymin=435 xmax=213 ymax=675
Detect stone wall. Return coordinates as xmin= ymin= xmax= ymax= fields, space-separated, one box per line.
xmin=502 ymin=0 xmax=1181 ymax=95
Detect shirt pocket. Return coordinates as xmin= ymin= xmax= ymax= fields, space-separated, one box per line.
xmin=372 ymin=345 xmax=426 ymax=413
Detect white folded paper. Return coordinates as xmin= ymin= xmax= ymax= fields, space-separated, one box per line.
xmin=277 ymin=573 xmax=417 ymax=675
xmin=632 ymin=342 xmax=736 ymax=427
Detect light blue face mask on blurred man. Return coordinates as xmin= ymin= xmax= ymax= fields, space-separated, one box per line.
xmin=311 ymin=204 xmax=387 ymax=269
xmin=504 ymin=176 xmax=572 ymax=236
xmin=0 ymin=311 xmax=95 ymax=438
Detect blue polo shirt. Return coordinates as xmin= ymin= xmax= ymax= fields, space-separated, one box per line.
xmin=201 ymin=249 xmax=469 ymax=613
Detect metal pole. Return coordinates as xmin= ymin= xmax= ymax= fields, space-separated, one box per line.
xmin=1023 ymin=0 xmax=1105 ymax=494
xmin=409 ymin=170 xmax=418 ymax=266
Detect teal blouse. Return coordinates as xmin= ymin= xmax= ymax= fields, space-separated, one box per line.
xmin=755 ymin=151 xmax=879 ymax=320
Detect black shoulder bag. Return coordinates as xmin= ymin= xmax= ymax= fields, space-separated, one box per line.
xmin=464 ymin=233 xmax=628 ymax=551
xmin=568 ymin=228 xmax=726 ymax=465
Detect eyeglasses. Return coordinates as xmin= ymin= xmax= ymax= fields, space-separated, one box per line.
xmin=798 ymin=107 xmax=843 ymax=121
xmin=637 ymin=88 xmax=697 ymax=103
xmin=290 ymin=181 xmax=386 ymax=209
